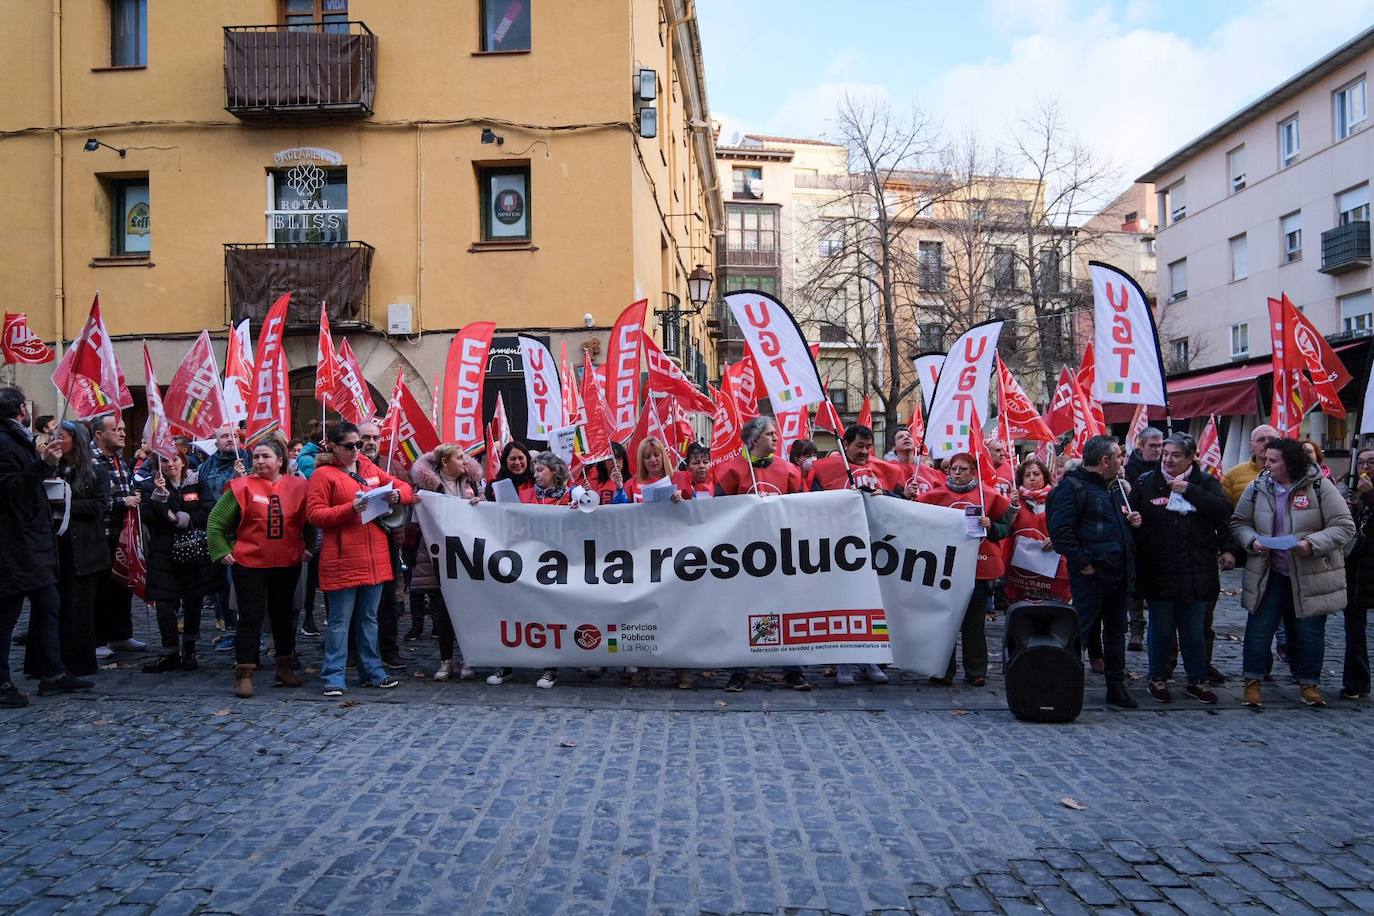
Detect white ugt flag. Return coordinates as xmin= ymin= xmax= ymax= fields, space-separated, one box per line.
xmin=517 ymin=335 xmax=562 ymax=441
xmin=1090 ymin=261 xmax=1168 ymax=406
xmin=724 ymin=290 xmax=824 ymax=409
xmin=911 ymin=353 xmax=945 ymax=413
xmin=924 ymin=321 xmax=1003 ymax=456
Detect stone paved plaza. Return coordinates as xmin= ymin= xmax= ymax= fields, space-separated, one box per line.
xmin=2 ymin=571 xmax=1372 ymax=914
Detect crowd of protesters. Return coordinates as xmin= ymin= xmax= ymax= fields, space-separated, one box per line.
xmin=2 ymin=383 xmax=1369 ymax=709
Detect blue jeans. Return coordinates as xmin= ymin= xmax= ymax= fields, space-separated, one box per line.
xmin=1147 ymin=600 xmax=1207 ymax=684
xmin=1242 ymin=573 xmax=1327 ymax=686
xmin=321 ymin=584 xmax=386 ymax=689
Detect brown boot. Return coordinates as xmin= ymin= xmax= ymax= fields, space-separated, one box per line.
xmin=1243 ymin=678 xmax=1262 ymax=709
xmin=273 ymin=655 xmax=302 ymax=688
xmin=234 ymin=664 xmax=256 ymax=699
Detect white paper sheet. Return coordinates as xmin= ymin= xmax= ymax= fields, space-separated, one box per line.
xmin=640 ymin=477 xmax=678 ymax=503
xmin=1258 ymin=534 xmax=1301 ymax=551
xmin=964 ymin=506 xmax=985 ymax=538
xmin=1011 ymin=536 xmax=1061 ymax=577
xmin=357 ymin=483 xmax=395 ymax=524
xmin=491 ymin=478 xmax=520 ymax=504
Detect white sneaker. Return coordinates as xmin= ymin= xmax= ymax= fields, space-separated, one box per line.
xmin=835 ymin=665 xmax=856 ymax=686
xmin=95 ymin=645 xmax=114 ymax=660
xmin=863 ymin=664 xmax=889 ymax=683
xmin=433 ymin=660 xmax=453 ymax=682
xmin=458 ymin=666 xmax=476 ymax=681
xmin=486 ymin=667 xmax=512 ymax=686
xmin=108 ymin=638 xmax=146 ymax=651
xmin=535 ymin=669 xmax=558 ymax=689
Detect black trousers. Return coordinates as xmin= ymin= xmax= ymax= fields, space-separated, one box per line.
xmin=301 ymin=554 xmax=320 ymax=630
xmin=45 ymin=569 xmax=99 ymax=677
xmin=429 ymin=591 xmax=457 ymax=662
xmin=1346 ymin=603 xmax=1370 ymax=695
xmin=945 ymin=580 xmax=990 ymax=681
xmin=95 ymin=564 xmax=134 ymax=646
xmin=232 ymin=565 xmax=301 ymax=666
xmin=1071 ymin=572 xmax=1128 ymax=685
xmin=2 ymin=586 xmax=63 ymax=684
xmin=154 ymin=596 xmax=204 ymax=651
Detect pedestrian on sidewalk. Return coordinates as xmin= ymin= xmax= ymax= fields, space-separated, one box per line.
xmin=89 ymin=414 xmax=146 ymax=658
xmin=0 ymin=389 xmax=93 ymax=706
xmin=208 ymin=436 xmax=313 ymax=698
xmin=1231 ymin=438 xmax=1355 ymax=708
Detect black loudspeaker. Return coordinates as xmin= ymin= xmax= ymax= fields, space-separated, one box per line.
xmin=1003 ymin=600 xmax=1084 ymax=723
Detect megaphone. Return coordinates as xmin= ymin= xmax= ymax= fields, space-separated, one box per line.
xmin=571 ymin=485 xmax=600 ymax=513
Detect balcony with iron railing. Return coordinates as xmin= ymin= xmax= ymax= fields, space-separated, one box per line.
xmin=722 ymin=245 xmax=781 ymax=269
xmin=224 ymin=242 xmax=374 ymax=328
xmin=1320 ymin=220 xmax=1371 ymax=274
xmin=224 ymin=22 xmax=376 ymax=121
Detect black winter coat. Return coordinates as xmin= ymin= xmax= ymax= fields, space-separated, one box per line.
xmin=1345 ymin=486 xmax=1374 ymax=610
xmin=1129 ymin=465 xmax=1235 ymax=601
xmin=1047 ymin=467 xmax=1136 ymax=591
xmin=49 ymin=462 xmax=111 ymax=578
xmin=1124 ymin=450 xmax=1159 ymax=490
xmin=139 ymin=473 xmax=220 ymax=603
xmin=0 ymin=420 xmax=59 ymax=598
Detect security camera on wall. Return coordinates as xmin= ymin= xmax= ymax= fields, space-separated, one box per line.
xmin=583 ymin=313 xmax=595 ymax=328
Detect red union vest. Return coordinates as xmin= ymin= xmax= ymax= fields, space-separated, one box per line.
xmin=809 ymin=454 xmax=883 ymax=492
xmin=229 ymin=474 xmax=309 ymax=568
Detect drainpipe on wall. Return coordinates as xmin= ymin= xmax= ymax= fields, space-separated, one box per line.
xmin=51 ymin=0 xmax=65 ymax=369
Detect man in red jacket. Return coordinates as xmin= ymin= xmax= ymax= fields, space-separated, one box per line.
xmin=919 ymin=451 xmax=1012 ymax=686
xmin=715 ymin=416 xmax=809 ymax=692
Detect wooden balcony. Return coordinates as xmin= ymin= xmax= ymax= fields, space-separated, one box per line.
xmin=722 ymin=246 xmax=781 ymax=268
xmin=224 ymin=22 xmax=376 ymax=122
xmin=224 ymin=242 xmax=374 ymax=329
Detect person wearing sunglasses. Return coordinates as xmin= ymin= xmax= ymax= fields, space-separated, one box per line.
xmin=306 ymin=421 xmax=417 ymax=697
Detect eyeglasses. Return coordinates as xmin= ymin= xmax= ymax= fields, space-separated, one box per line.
xmin=335 ymin=441 xmax=361 ymax=451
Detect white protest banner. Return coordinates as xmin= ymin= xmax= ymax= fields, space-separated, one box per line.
xmin=415 ymin=490 xmax=977 ymax=673
xmin=911 ymin=352 xmax=945 ymax=413
xmin=724 ymin=290 xmax=825 ymax=409
xmin=924 ymin=321 xmax=1003 ymax=457
xmin=518 ymin=335 xmax=563 ymax=441
xmin=1090 ymin=261 xmax=1167 ymax=406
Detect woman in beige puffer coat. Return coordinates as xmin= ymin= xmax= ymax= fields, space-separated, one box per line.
xmin=1231 ymin=438 xmax=1355 ymax=708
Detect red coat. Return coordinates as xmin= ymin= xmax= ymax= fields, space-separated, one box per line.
xmin=809 ymin=454 xmax=885 ymax=492
xmin=919 ymin=481 xmax=1010 ymax=580
xmin=306 ymin=455 xmax=415 ymax=591
xmin=713 ymin=455 xmax=803 ymax=496
xmin=1002 ymin=497 xmax=1071 ymax=602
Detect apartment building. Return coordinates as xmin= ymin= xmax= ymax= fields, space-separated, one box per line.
xmin=1138 ymin=25 xmax=1373 ymax=459
xmin=1 ymin=0 xmax=722 ymax=437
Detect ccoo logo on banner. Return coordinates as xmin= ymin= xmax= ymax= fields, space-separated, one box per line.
xmin=415 ymin=489 xmax=978 ymax=675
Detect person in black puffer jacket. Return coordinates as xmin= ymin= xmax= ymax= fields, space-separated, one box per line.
xmin=139 ymin=452 xmax=221 ymax=673
xmin=1340 ymin=446 xmax=1374 ymax=699
xmin=1129 ymin=433 xmax=1238 ymax=704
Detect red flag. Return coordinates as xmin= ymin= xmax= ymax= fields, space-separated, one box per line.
xmin=484 ymin=422 xmax=500 ymax=483
xmin=606 ymin=299 xmax=648 ymax=441
xmin=315 ymin=305 xmax=339 ymax=405
xmin=1076 ymin=342 xmax=1107 ymax=430
xmin=1198 ymin=415 xmax=1224 ymax=479
xmin=968 ymin=408 xmax=1000 ymax=490
xmin=51 ymin=295 xmax=133 ymax=419
xmin=579 ymin=350 xmax=614 ymax=464
xmin=1126 ymin=402 xmax=1149 ymax=449
xmin=665 ymin=396 xmax=695 ymax=453
xmin=492 ymin=391 xmax=513 ymax=450
xmin=111 ymin=510 xmax=146 ymax=599
xmin=332 ymin=339 xmax=376 ymax=424
xmin=2 ymin=312 xmax=54 ymax=364
xmin=996 ymin=354 xmax=1054 ymax=441
xmin=856 ymin=396 xmax=872 ymax=430
xmin=222 ymin=320 xmax=253 ymax=423
xmin=440 ymin=321 xmax=496 ymax=453
xmin=1283 ymin=292 xmax=1351 ymax=417
xmin=1034 ymin=439 xmax=1055 ymax=468
xmin=723 ymin=355 xmax=761 ymax=422
xmin=245 ymin=293 xmax=292 ymax=445
xmin=1065 ymin=369 xmax=1104 ymax=457
xmin=777 ymin=405 xmax=810 ymax=459
xmin=643 ymin=331 xmax=714 ymax=413
xmin=430 ymin=371 xmax=441 ymax=431
xmin=141 ymin=345 xmax=177 ymax=460
xmin=814 ymin=380 xmax=844 ymax=437
xmin=559 ymin=341 xmax=583 ymax=425
xmin=1047 ymin=367 xmax=1077 ymax=436
xmin=163 ymin=331 xmax=228 ymax=439
xmin=380 ymin=374 xmax=440 ymax=473
xmin=907 ymin=396 xmax=926 ymax=455
xmin=707 ymin=382 xmax=743 ymax=474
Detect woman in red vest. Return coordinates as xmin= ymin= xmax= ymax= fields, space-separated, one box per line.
xmin=1002 ymin=457 xmax=1071 ymax=604
xmin=618 ymin=437 xmax=684 ymax=504
xmin=584 ymin=441 xmax=629 ymax=506
xmin=918 ymin=451 xmax=1012 ymax=686
xmin=672 ymin=442 xmax=715 ymax=500
xmin=207 ymin=436 xmax=312 ymax=698
xmin=307 ymin=421 xmax=416 ymax=698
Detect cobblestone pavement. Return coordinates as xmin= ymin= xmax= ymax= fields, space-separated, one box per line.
xmin=2 ymin=572 xmax=1371 ymax=914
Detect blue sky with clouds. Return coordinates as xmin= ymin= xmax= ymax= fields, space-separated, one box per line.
xmin=697 ymin=0 xmax=1374 ymax=183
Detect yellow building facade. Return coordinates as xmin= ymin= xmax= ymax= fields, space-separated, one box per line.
xmin=1 ymin=0 xmax=722 ymax=435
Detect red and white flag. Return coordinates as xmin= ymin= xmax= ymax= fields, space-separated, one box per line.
xmin=332 ymin=339 xmax=376 ymax=424
xmin=1034 ymin=439 xmax=1055 ymax=468
xmin=222 ymin=320 xmax=254 ymax=423
xmin=141 ymin=345 xmax=177 ymax=460
xmin=724 ymin=290 xmax=825 ymax=409
xmin=578 ymin=349 xmax=614 ymax=464
xmin=606 ymin=300 xmax=648 ymax=441
xmin=777 ymin=405 xmax=810 ymax=459
xmin=518 ymin=335 xmax=563 ymax=440
xmin=1076 ymin=343 xmax=1108 ymax=432
xmin=707 ymin=381 xmax=743 ymax=474
xmin=559 ymin=341 xmax=584 ymax=426
xmin=2 ymin=313 xmax=54 ymax=364
xmin=996 ymin=354 xmax=1054 ymax=441
xmin=492 ymin=391 xmax=513 ymax=450
xmin=1090 ymin=261 xmax=1168 ymax=405
xmin=644 ymin=331 xmax=714 ymax=413
xmin=245 ymin=293 xmax=291 ymax=445
xmin=968 ymin=408 xmax=1000 ymax=491
xmin=1047 ymin=366 xmax=1077 ymax=437
xmin=51 ymin=295 xmax=133 ymax=419
xmin=380 ymin=374 xmax=440 ymax=474
xmin=723 ymin=355 xmax=761 ymax=422
xmin=814 ymin=379 xmax=844 ymax=437
xmin=1198 ymin=415 xmax=1224 ymax=479
xmin=1064 ymin=369 xmax=1104 ymax=458
xmin=440 ymin=321 xmax=496 ymax=453
xmin=925 ymin=320 xmax=1004 ymax=456
xmin=1282 ymin=292 xmax=1351 ymax=417
xmin=856 ymin=396 xmax=873 ymax=430
xmin=163 ymin=331 xmax=227 ymax=439
xmin=1126 ymin=403 xmax=1150 ymax=449
xmin=907 ymin=396 xmax=926 ymax=455
xmin=315 ymin=305 xmax=339 ymax=407
xmin=112 ymin=510 xmax=147 ymax=600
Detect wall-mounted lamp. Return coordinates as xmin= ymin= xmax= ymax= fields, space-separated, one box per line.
xmin=480 ymin=128 xmax=505 ymax=146
xmin=83 ymin=138 xmax=126 ymax=158
xmin=634 ymin=68 xmax=659 ymax=140
xmin=637 ymin=68 xmax=658 ymax=101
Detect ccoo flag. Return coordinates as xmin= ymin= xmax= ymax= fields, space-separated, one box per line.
xmin=724 ymin=290 xmax=825 ymax=409
xmin=380 ymin=374 xmax=440 ymax=473
xmin=140 ymin=345 xmax=177 ymax=460
xmin=605 ymin=300 xmax=648 ymax=441
xmin=332 ymin=338 xmax=376 ymax=424
xmin=440 ymin=321 xmax=496 ymax=453
xmin=245 ymin=293 xmax=291 ymax=445
xmin=222 ymin=320 xmax=254 ymax=423
xmin=1090 ymin=261 xmax=1168 ymax=406
xmin=163 ymin=331 xmax=227 ymax=439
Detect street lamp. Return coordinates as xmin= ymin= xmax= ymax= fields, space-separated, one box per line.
xmin=687 ymin=264 xmax=713 ymax=312
xmin=83 ymin=138 xmax=126 ymax=158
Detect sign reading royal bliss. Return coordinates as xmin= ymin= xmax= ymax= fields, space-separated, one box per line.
xmin=415 ymin=490 xmax=978 ymax=673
